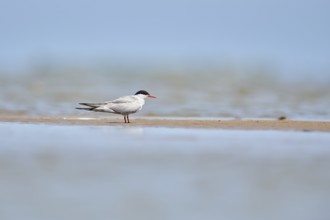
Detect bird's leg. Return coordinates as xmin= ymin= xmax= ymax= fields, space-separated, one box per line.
xmin=127 ymin=115 xmax=130 ymax=123
xmin=124 ymin=115 xmax=127 ymax=123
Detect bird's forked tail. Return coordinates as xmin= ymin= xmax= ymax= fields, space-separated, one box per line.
xmin=76 ymin=103 xmax=103 ymax=111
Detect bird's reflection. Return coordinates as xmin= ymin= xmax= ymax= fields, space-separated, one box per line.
xmin=120 ymin=126 xmax=145 ymax=136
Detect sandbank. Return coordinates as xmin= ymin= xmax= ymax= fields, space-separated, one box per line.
xmin=1 ymin=116 xmax=330 ymax=132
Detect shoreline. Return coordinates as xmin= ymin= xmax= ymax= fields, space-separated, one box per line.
xmin=1 ymin=116 xmax=330 ymax=132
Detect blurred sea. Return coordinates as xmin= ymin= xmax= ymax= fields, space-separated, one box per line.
xmin=1 ymin=123 xmax=330 ymax=220
xmin=1 ymin=64 xmax=329 ymax=120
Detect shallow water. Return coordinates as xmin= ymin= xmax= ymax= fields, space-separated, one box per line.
xmin=1 ymin=70 xmax=330 ymax=120
xmin=1 ymin=122 xmax=330 ymax=220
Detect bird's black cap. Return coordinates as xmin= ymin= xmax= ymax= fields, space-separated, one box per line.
xmin=135 ymin=90 xmax=150 ymax=95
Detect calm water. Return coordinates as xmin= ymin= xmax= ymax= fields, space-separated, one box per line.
xmin=1 ymin=122 xmax=330 ymax=220
xmin=1 ymin=69 xmax=330 ymax=120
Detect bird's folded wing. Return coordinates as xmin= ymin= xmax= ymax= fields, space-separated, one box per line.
xmin=109 ymin=96 xmax=137 ymax=104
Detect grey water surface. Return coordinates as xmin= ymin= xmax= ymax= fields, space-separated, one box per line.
xmin=1 ymin=122 xmax=330 ymax=220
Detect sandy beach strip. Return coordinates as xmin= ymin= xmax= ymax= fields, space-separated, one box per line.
xmin=1 ymin=116 xmax=330 ymax=132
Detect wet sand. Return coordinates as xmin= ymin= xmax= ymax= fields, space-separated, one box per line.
xmin=1 ymin=115 xmax=330 ymax=132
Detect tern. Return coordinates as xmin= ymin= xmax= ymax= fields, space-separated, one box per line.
xmin=76 ymin=90 xmax=156 ymax=123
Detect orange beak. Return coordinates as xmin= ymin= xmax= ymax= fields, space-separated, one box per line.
xmin=148 ymin=95 xmax=157 ymax=98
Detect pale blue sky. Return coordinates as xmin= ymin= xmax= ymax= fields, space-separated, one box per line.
xmin=1 ymin=0 xmax=329 ymax=73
